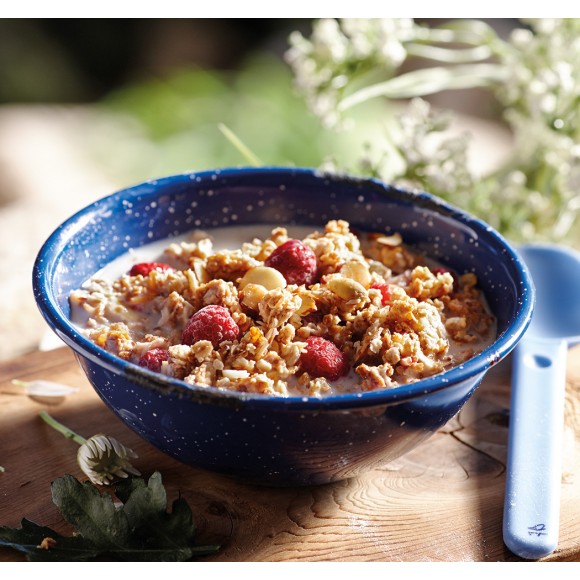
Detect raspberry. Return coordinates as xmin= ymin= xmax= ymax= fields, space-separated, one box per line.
xmin=138 ymin=348 xmax=170 ymax=372
xmin=130 ymin=262 xmax=174 ymax=276
xmin=264 ymin=239 xmax=318 ymax=286
xmin=182 ymin=305 xmax=239 ymax=348
xmin=300 ymin=336 xmax=349 ymax=381
xmin=370 ymin=282 xmax=392 ymax=306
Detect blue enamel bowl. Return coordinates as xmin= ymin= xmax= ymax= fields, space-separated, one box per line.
xmin=33 ymin=167 xmax=534 ymax=486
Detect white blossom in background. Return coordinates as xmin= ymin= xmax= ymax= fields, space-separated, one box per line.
xmin=287 ymin=18 xmax=580 ymax=247
xmin=341 ymin=19 xmax=414 ymax=65
xmin=502 ymin=19 xmax=580 ymax=127
xmin=395 ymin=99 xmax=473 ymax=196
xmin=491 ymin=19 xmax=580 ymax=243
xmin=286 ymin=18 xmax=417 ymax=128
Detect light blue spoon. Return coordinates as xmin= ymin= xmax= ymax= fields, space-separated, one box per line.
xmin=503 ymin=243 xmax=580 ymax=559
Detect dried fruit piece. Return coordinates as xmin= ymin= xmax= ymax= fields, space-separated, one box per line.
xmin=300 ymin=336 xmax=349 ymax=381
xmin=129 ymin=262 xmax=174 ymax=277
xmin=264 ymin=239 xmax=318 ymax=286
xmin=182 ymin=305 xmax=239 ymax=348
xmin=138 ymin=348 xmax=170 ymax=372
xmin=370 ymin=282 xmax=392 ymax=306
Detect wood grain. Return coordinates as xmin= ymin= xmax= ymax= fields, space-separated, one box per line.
xmin=0 ymin=346 xmax=579 ymax=562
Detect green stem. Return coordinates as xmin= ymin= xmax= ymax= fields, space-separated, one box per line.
xmin=338 ymin=63 xmax=508 ymax=112
xmin=415 ymin=20 xmax=495 ymax=45
xmin=39 ymin=411 xmax=87 ymax=446
xmin=405 ymin=43 xmax=493 ymax=63
xmin=218 ymin=123 xmax=262 ymax=166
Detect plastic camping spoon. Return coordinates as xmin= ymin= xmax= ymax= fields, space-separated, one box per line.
xmin=503 ymin=244 xmax=580 ymax=559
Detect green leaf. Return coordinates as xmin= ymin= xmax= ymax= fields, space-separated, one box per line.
xmin=158 ymin=497 xmax=197 ymax=546
xmin=116 ymin=472 xmax=198 ymax=552
xmin=115 ymin=472 xmax=167 ymax=513
xmin=0 ymin=518 xmax=99 ymax=562
xmin=51 ymin=474 xmax=131 ymax=551
xmin=0 ymin=473 xmax=220 ymax=561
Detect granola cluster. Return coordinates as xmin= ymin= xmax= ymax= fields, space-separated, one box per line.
xmin=70 ymin=220 xmax=496 ymax=397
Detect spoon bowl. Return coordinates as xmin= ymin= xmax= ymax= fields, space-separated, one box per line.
xmin=522 ymin=245 xmax=580 ymax=342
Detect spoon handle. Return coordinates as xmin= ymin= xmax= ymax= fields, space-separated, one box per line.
xmin=503 ymin=335 xmax=567 ymax=559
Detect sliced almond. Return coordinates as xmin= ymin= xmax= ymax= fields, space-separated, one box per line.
xmin=376 ymin=233 xmax=403 ymax=247
xmin=222 ymin=369 xmax=250 ymax=379
xmin=297 ymin=293 xmax=316 ymax=316
xmin=192 ymin=259 xmax=210 ymax=283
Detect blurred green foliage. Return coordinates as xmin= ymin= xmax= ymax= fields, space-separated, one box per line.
xmin=91 ymin=54 xmax=390 ymax=185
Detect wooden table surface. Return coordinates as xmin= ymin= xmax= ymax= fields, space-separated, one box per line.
xmin=0 ymin=346 xmax=579 ymax=562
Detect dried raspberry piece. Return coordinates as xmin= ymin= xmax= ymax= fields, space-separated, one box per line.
xmin=129 ymin=262 xmax=174 ymax=276
xmin=303 ymin=311 xmax=324 ymax=325
xmin=264 ymin=239 xmax=318 ymax=286
xmin=300 ymin=336 xmax=349 ymax=381
xmin=138 ymin=348 xmax=170 ymax=372
xmin=370 ymin=282 xmax=392 ymax=306
xmin=182 ymin=305 xmax=239 ymax=348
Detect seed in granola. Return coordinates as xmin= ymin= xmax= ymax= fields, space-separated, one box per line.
xmin=327 ymin=277 xmax=368 ymax=302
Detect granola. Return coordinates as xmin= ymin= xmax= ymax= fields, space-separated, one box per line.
xmin=70 ymin=220 xmax=496 ymax=397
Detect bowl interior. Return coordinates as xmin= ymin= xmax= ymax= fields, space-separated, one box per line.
xmin=34 ymin=167 xmax=534 ymax=404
